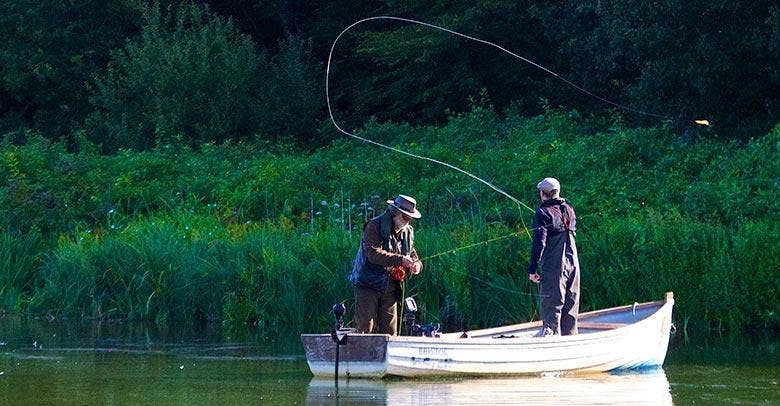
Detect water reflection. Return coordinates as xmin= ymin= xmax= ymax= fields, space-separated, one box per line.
xmin=0 ymin=314 xmax=300 ymax=356
xmin=306 ymin=369 xmax=672 ymax=405
xmin=1 ymin=316 xmax=775 ymax=404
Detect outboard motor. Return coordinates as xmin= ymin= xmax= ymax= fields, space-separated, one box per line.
xmin=402 ymin=297 xmax=422 ymax=336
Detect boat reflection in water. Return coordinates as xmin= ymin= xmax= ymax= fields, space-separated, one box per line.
xmin=306 ymin=368 xmax=672 ymax=405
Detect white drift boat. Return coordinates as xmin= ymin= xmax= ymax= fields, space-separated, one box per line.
xmin=301 ymin=292 xmax=675 ymax=378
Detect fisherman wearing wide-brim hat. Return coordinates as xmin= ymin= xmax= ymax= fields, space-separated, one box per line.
xmin=349 ymin=194 xmax=423 ymax=335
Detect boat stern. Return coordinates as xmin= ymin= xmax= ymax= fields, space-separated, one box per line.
xmin=301 ymin=333 xmax=390 ymax=378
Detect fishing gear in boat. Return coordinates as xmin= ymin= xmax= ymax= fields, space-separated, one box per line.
xmin=401 ymin=297 xmax=419 ymax=336
xmin=400 ymin=297 xmax=442 ymax=337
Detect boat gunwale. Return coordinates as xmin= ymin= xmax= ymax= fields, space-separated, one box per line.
xmin=301 ymin=297 xmax=673 ymax=346
xmin=399 ymin=298 xmax=672 ymax=343
xmin=301 ymin=294 xmax=675 ymax=378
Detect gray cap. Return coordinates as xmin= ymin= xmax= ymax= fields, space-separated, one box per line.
xmin=537 ymin=177 xmax=560 ymax=193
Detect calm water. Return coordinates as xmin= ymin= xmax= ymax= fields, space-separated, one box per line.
xmin=0 ymin=317 xmax=777 ymax=405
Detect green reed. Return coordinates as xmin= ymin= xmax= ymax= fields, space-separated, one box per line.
xmin=8 ymin=201 xmax=778 ymax=335
xmin=0 ymin=110 xmax=776 ymax=334
xmin=581 ymin=216 xmax=778 ymax=332
xmin=0 ymin=231 xmax=42 ymax=310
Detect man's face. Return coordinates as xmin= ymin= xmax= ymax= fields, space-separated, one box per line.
xmin=393 ymin=211 xmax=411 ymax=228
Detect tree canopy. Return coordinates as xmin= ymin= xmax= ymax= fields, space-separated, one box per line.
xmin=0 ymin=0 xmax=777 ymax=148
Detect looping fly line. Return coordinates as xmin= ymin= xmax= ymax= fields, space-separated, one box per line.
xmin=326 ymin=16 xmax=545 ymax=214
xmin=325 ymin=17 xmax=702 ymax=295
xmin=326 ymin=16 xmax=697 ymax=216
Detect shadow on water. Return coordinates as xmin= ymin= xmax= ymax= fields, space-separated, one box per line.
xmin=0 ymin=314 xmax=302 ymax=356
xmin=306 ymin=369 xmax=672 ymax=405
xmin=0 ymin=314 xmax=310 ymax=405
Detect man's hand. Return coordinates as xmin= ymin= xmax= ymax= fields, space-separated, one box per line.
xmin=401 ymin=255 xmax=415 ymax=268
xmin=411 ymin=260 xmax=423 ymax=275
xmin=528 ymin=273 xmax=541 ymax=283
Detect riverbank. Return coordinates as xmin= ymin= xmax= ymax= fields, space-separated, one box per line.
xmin=1 ymin=109 xmax=777 ymax=334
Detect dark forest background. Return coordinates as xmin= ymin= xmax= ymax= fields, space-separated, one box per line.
xmin=2 ymin=0 xmax=777 ymax=150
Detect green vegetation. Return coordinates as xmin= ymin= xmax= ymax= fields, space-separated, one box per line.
xmin=0 ymin=1 xmax=777 ymax=337
xmin=1 ymin=1 xmax=777 ymax=145
xmin=1 ymin=109 xmax=777 ymax=336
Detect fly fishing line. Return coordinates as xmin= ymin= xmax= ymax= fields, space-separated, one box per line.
xmin=325 ymin=16 xmax=706 ymax=257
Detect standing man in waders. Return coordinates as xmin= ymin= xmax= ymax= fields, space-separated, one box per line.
xmin=527 ymin=178 xmax=580 ymax=336
xmin=349 ymin=194 xmax=423 ymax=335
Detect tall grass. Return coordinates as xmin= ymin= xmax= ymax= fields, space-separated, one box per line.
xmin=580 ymin=216 xmax=778 ymax=332
xmin=0 ymin=231 xmax=42 ymax=310
xmin=0 ymin=110 xmax=777 ymax=335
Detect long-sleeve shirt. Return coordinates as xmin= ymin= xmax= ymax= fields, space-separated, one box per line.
xmin=363 ymin=219 xmax=418 ymax=269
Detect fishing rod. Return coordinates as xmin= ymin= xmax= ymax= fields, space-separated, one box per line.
xmin=419 ymin=230 xmax=525 ymax=262
xmin=417 ymin=209 xmax=605 ymax=262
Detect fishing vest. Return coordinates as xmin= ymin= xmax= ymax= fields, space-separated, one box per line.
xmin=348 ymin=211 xmax=413 ymax=292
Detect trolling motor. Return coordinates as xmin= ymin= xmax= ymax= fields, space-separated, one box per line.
xmin=330 ymin=303 xmax=348 ymax=388
xmin=330 ymin=303 xmax=348 ymax=344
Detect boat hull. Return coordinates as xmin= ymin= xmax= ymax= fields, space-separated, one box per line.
xmin=302 ymin=293 xmax=674 ymax=378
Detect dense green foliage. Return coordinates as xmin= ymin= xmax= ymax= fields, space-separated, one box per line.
xmin=0 ymin=1 xmax=777 ymax=337
xmin=1 ymin=109 xmax=777 ymax=335
xmin=88 ymin=3 xmax=262 ymax=150
xmin=0 ymin=0 xmax=140 ymax=140
xmin=1 ymin=1 xmax=777 ymax=146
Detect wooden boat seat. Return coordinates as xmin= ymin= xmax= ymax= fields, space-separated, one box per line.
xmin=578 ymin=322 xmax=627 ymax=330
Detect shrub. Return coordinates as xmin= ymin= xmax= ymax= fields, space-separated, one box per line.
xmin=88 ymin=2 xmax=261 ymax=151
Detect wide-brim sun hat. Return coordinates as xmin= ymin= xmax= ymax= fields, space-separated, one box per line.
xmin=386 ymin=194 xmax=422 ymax=219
